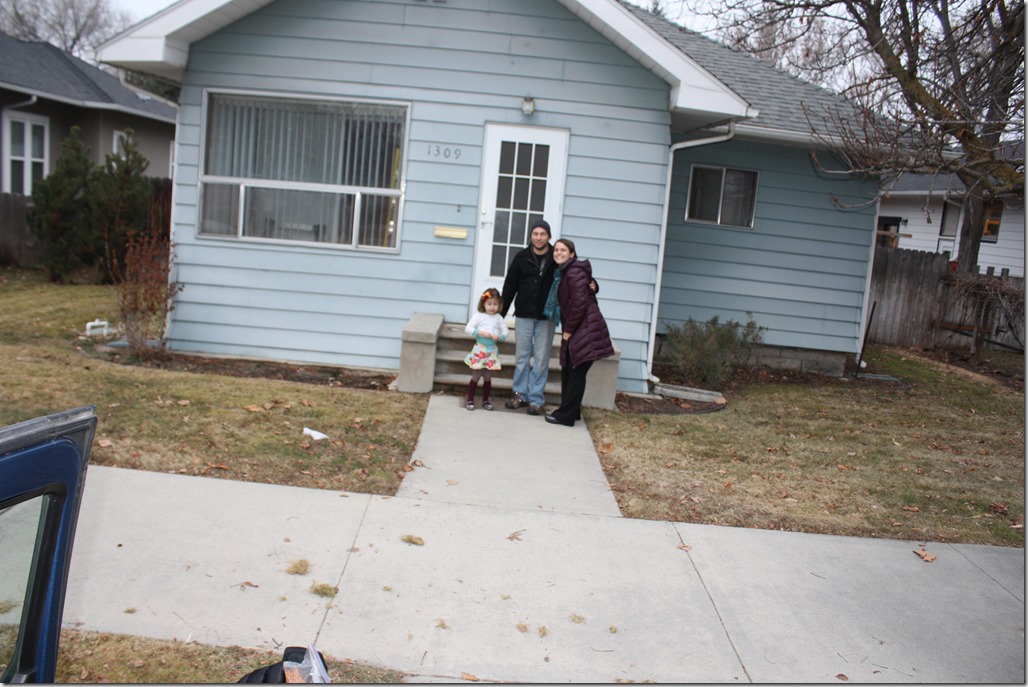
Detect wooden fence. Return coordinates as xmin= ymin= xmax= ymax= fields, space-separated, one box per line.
xmin=867 ymin=246 xmax=1025 ymax=353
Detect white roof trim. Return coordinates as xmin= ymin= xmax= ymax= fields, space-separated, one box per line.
xmin=96 ymin=0 xmax=277 ymax=82
xmin=97 ymin=0 xmax=756 ymax=123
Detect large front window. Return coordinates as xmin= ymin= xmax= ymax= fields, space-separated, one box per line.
xmin=199 ymin=92 xmax=407 ymax=250
xmin=686 ymin=164 xmax=758 ymax=228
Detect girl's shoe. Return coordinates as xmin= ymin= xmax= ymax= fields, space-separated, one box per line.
xmin=465 ymin=400 xmax=475 ymax=411
xmin=483 ymin=401 xmax=494 ymax=411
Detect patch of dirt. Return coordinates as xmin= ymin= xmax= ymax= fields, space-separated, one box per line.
xmin=628 ymin=346 xmax=1026 ymax=415
xmin=107 ymin=350 xmax=397 ymax=390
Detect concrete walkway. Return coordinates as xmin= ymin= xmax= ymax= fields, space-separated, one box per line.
xmin=63 ymin=395 xmax=1025 ymax=683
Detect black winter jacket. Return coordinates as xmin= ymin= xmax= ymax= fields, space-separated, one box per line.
xmin=500 ymin=245 xmax=555 ymax=320
xmin=558 ymin=258 xmax=614 ymax=367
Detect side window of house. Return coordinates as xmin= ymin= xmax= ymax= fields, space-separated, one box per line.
xmin=981 ymin=201 xmax=1001 ymax=243
xmin=198 ymin=91 xmax=408 ymax=251
xmin=113 ymin=130 xmax=129 ymax=157
xmin=3 ymin=112 xmax=48 ymax=195
xmin=685 ymin=164 xmax=758 ymax=228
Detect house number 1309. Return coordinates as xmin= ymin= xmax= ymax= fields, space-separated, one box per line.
xmin=428 ymin=145 xmax=461 ymax=159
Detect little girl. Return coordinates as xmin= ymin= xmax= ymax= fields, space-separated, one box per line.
xmin=464 ymin=288 xmax=509 ymax=410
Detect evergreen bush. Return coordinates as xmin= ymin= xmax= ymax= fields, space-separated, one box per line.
xmin=661 ymin=315 xmax=765 ymax=388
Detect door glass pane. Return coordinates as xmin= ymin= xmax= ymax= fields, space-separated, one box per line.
xmin=515 ymin=143 xmax=532 ymax=176
xmin=495 ymin=176 xmax=512 ymax=209
xmin=513 ymin=178 xmax=530 ymax=209
xmin=493 ymin=212 xmax=510 ymax=244
xmin=499 ymin=142 xmax=516 ymax=174
xmin=530 ymin=180 xmax=546 ymax=212
xmin=533 ymin=145 xmax=549 ymax=177
xmin=491 ymin=245 xmax=507 ymax=276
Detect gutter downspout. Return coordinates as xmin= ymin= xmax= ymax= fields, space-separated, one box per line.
xmin=646 ymin=121 xmax=736 ymax=385
xmin=6 ymin=95 xmax=37 ymax=111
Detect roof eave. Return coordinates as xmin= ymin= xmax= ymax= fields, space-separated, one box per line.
xmin=0 ymin=81 xmax=177 ymax=124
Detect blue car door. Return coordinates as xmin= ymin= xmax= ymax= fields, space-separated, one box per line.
xmin=0 ymin=406 xmax=96 ymax=683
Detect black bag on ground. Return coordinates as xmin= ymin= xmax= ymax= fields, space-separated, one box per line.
xmin=238 ymin=646 xmax=327 ymax=683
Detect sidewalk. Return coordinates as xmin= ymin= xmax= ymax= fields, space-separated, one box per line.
xmin=63 ymin=395 xmax=1025 ymax=683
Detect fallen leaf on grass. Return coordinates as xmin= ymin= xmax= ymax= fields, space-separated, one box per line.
xmin=244 ymin=405 xmax=264 ymax=413
xmin=97 ymin=438 xmax=113 ymax=448
xmin=206 ymin=462 xmax=229 ymax=470
xmin=176 ymin=399 xmax=191 ymax=406
xmin=990 ymin=502 xmax=1009 ymax=514
xmin=902 ymin=506 xmax=920 ymax=512
xmin=913 ymin=548 xmax=936 ymax=562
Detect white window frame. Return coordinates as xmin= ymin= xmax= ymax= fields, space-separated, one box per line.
xmin=197 ymin=89 xmax=410 ymax=253
xmin=113 ymin=130 xmax=129 ymax=157
xmin=685 ymin=163 xmax=759 ymax=228
xmin=2 ymin=111 xmax=49 ymax=195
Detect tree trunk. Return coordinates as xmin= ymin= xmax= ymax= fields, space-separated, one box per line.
xmin=955 ymin=185 xmax=986 ymax=274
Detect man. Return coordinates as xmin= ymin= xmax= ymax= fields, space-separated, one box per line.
xmin=501 ymin=220 xmax=595 ymax=416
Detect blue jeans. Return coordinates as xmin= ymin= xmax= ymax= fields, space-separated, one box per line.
xmin=512 ymin=317 xmax=556 ymax=407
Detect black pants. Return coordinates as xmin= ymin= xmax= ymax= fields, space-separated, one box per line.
xmin=552 ymin=359 xmax=593 ymax=425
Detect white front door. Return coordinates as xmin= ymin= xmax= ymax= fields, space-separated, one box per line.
xmin=472 ymin=124 xmax=569 ymax=323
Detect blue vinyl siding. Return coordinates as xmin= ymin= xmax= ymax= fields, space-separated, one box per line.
xmin=166 ymin=0 xmax=670 ymax=390
xmin=659 ymin=139 xmax=876 ymax=354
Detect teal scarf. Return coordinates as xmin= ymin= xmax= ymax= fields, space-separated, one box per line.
xmin=543 ymin=269 xmax=561 ymax=323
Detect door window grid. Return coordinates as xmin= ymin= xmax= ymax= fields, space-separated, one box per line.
xmin=490 ymin=141 xmax=549 ymax=276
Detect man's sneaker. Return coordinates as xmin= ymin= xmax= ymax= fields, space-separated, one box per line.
xmin=504 ymin=394 xmax=527 ymax=410
xmin=526 ymin=405 xmax=544 ymax=416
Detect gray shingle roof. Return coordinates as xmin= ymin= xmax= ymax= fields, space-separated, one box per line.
xmin=620 ymin=1 xmax=860 ymax=136
xmin=0 ymin=32 xmax=175 ymax=122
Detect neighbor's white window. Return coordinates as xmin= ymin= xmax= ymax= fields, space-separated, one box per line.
xmin=3 ymin=112 xmax=48 ymax=195
xmin=198 ymin=92 xmax=408 ymax=250
xmin=686 ymin=164 xmax=758 ymax=228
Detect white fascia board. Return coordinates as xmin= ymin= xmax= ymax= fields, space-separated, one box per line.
xmin=0 ymin=81 xmax=177 ymax=123
xmin=96 ymin=0 xmax=275 ymax=82
xmin=556 ymin=0 xmax=756 ymax=120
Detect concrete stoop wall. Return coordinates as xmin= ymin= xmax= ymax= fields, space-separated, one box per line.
xmin=396 ymin=313 xmax=620 ymax=410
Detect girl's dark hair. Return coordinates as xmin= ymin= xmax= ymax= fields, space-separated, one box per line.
xmin=478 ymin=287 xmax=502 ymax=313
xmin=554 ymin=238 xmax=576 ymax=257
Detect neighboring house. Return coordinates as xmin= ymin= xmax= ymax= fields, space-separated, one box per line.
xmin=96 ymin=0 xmax=878 ymax=393
xmin=0 ymin=31 xmax=177 ymax=197
xmin=878 ymin=170 xmax=1025 ymax=278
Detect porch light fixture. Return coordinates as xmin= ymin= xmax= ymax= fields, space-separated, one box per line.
xmin=521 ymin=96 xmax=535 ymax=116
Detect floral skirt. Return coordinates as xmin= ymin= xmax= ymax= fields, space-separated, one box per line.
xmin=465 ymin=343 xmax=501 ymax=370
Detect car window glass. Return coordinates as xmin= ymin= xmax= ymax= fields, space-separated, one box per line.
xmin=0 ymin=496 xmax=46 ymax=681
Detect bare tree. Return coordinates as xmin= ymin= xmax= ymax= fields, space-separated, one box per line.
xmin=680 ymin=0 xmax=1024 ymax=273
xmin=0 ymin=0 xmax=131 ymax=61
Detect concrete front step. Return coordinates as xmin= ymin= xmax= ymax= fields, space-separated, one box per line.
xmin=397 ymin=314 xmax=619 ymax=410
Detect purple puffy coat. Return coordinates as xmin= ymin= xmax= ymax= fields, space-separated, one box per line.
xmin=558 ymin=258 xmax=615 ymax=368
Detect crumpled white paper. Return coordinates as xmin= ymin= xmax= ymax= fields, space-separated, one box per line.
xmin=302 ymin=427 xmax=329 ymax=441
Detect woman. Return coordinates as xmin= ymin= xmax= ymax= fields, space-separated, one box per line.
xmin=545 ymin=238 xmax=614 ymax=427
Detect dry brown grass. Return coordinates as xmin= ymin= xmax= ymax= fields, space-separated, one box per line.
xmin=0 ymin=268 xmax=426 ymax=495
xmin=55 ymin=629 xmax=403 ymax=683
xmin=586 ymin=346 xmax=1024 ymax=547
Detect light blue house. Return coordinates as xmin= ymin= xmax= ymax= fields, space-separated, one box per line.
xmin=97 ymin=0 xmax=877 ymax=393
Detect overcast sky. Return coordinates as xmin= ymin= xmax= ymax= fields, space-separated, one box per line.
xmin=108 ymin=0 xmax=702 ymax=28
